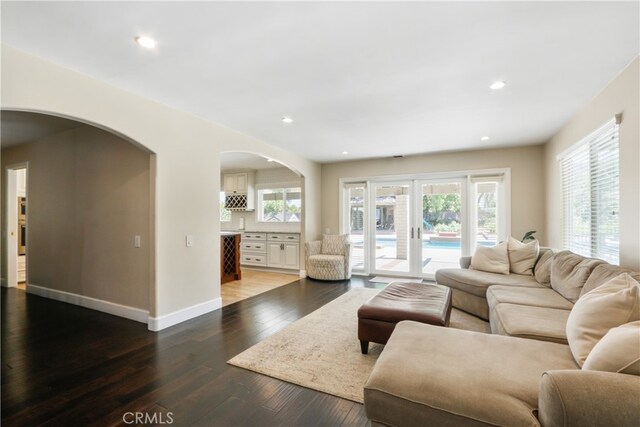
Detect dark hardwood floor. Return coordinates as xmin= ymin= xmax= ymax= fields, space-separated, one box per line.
xmin=1 ymin=276 xmax=382 ymax=426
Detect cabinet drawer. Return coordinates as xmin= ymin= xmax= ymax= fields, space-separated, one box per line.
xmin=241 ymin=254 xmax=267 ymax=266
xmin=241 ymin=242 xmax=266 ymax=252
xmin=267 ymin=233 xmax=299 ymax=242
xmin=243 ymin=233 xmax=267 ymax=241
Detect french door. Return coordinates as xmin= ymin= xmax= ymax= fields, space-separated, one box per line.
xmin=342 ymin=172 xmax=506 ymax=280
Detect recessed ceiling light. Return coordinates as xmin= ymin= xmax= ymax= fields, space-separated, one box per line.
xmin=342 ymin=151 xmax=349 ymax=155
xmin=135 ymin=36 xmax=157 ymax=49
xmin=489 ymin=81 xmax=506 ymax=90
xmin=282 ymin=116 xmax=293 ymax=124
xmin=481 ymin=136 xmax=490 ymax=141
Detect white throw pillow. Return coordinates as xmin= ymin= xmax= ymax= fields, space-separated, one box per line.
xmin=470 ymin=241 xmax=510 ymax=275
xmin=566 ymin=273 xmax=640 ymax=366
xmin=507 ymin=236 xmax=539 ymax=276
xmin=583 ymin=321 xmax=640 ymax=376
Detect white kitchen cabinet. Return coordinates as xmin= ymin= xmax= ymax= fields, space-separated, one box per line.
xmin=266 ymin=233 xmax=300 ymax=270
xmin=223 ymin=172 xmax=253 ymax=194
xmin=223 ymin=171 xmax=255 ymax=211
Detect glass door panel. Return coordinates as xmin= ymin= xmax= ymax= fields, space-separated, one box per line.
xmin=372 ymin=183 xmax=412 ymax=275
xmin=346 ymin=184 xmax=366 ymax=272
xmin=473 ymin=181 xmax=499 ymax=249
xmin=419 ymin=181 xmax=463 ymax=277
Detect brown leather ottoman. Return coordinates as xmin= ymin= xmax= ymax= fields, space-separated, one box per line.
xmin=357 ymin=282 xmax=452 ymax=354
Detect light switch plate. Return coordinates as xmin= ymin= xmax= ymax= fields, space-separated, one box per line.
xmin=186 ymin=235 xmax=194 ymax=247
xmin=134 ymin=235 xmax=141 ymax=248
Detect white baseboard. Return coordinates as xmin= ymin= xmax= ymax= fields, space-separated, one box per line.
xmin=299 ymin=269 xmax=306 ymax=278
xmin=26 ymin=284 xmax=149 ymax=323
xmin=147 ymin=298 xmax=222 ymax=332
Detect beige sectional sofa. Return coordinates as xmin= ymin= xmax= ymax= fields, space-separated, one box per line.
xmin=364 ymin=249 xmax=640 ymax=426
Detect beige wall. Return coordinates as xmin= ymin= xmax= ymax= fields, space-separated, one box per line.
xmin=1 ymin=126 xmax=152 ymax=309
xmin=321 ymin=145 xmax=546 ymax=244
xmin=1 ymin=45 xmax=322 ymax=325
xmin=544 ymin=57 xmax=639 ymax=270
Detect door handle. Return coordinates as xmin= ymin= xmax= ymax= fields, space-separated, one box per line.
xmin=281 ymin=243 xmax=284 ymax=250
xmin=418 ymin=227 xmax=422 ymax=239
xmin=411 ymin=227 xmax=414 ymax=239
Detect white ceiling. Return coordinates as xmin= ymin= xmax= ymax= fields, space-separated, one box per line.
xmin=1 ymin=2 xmax=638 ymax=163
xmin=1 ymin=111 xmax=84 ymax=148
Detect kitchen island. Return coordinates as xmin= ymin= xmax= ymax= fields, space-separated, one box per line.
xmin=220 ymin=232 xmax=241 ymax=284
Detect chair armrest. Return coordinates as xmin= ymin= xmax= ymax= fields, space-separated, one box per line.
xmin=539 ymin=370 xmax=640 ymax=427
xmin=344 ymin=242 xmax=352 ymax=277
xmin=459 ymin=256 xmax=472 ymax=269
xmin=305 ymin=241 xmax=322 ymax=258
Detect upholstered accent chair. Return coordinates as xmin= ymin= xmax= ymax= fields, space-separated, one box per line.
xmin=305 ymin=234 xmax=352 ymax=280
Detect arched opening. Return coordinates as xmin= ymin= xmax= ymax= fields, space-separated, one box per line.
xmin=219 ymin=151 xmax=305 ymax=306
xmin=1 ymin=110 xmax=156 ymax=323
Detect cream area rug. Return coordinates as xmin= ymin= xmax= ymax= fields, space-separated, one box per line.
xmin=369 ymin=276 xmax=424 ymax=284
xmin=227 ymin=287 xmax=490 ymax=403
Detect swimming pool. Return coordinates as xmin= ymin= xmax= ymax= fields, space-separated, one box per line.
xmin=351 ymin=237 xmax=496 ymax=249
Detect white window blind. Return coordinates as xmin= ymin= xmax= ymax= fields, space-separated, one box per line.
xmin=560 ymin=117 xmax=620 ymax=264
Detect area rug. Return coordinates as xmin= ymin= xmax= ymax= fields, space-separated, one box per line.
xmin=227 ymin=287 xmax=489 ymax=403
xmin=369 ymin=276 xmax=424 ymax=284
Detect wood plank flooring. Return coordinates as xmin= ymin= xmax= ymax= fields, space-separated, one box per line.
xmin=221 ymin=270 xmax=300 ymax=307
xmin=1 ymin=276 xmax=381 ymax=426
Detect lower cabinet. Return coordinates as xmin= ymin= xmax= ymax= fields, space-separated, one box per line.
xmin=266 ymin=242 xmax=300 ymax=270
xmin=241 ymin=232 xmax=300 ymax=270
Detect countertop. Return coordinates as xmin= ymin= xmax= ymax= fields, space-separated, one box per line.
xmin=220 ymin=231 xmax=242 ymax=236
xmin=222 ymin=230 xmax=300 ymax=234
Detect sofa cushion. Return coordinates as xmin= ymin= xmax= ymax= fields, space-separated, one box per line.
xmin=566 ymin=273 xmax=640 ymax=366
xmin=580 ymin=263 xmax=640 ymax=297
xmin=534 ymin=248 xmax=555 ymax=287
xmin=487 ymin=286 xmax=574 ymax=311
xmin=364 ymin=321 xmax=577 ymax=427
xmin=491 ymin=303 xmax=571 ymax=344
xmin=436 ymin=268 xmax=541 ymax=298
xmin=551 ymin=251 xmax=606 ymax=303
xmin=583 ymin=321 xmax=640 ymax=376
xmin=470 ymin=241 xmax=510 ymax=275
xmin=508 ymin=237 xmax=539 ymax=276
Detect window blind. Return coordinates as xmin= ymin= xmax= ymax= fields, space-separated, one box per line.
xmin=560 ymin=117 xmax=620 ymax=264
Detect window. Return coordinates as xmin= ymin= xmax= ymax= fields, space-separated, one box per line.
xmin=560 ymin=117 xmax=620 ymax=263
xmin=258 ymin=187 xmax=301 ymax=222
xmin=220 ymin=191 xmax=231 ymax=222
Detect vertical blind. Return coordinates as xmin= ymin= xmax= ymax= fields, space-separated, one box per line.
xmin=559 ymin=117 xmax=620 ymax=264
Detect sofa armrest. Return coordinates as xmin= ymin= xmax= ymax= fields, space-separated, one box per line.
xmin=305 ymin=241 xmax=322 ymax=258
xmin=459 ymin=256 xmax=472 ymax=269
xmin=539 ymin=370 xmax=640 ymax=427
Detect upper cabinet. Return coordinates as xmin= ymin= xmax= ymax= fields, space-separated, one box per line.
xmin=223 ymin=171 xmax=255 ymax=211
xmin=224 ymin=172 xmax=250 ymax=194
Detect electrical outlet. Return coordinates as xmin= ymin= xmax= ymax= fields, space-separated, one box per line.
xmin=134 ymin=235 xmax=141 ymax=248
xmin=186 ymin=235 xmax=194 ymax=247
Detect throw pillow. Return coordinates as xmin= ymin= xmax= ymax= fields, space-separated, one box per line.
xmin=507 ymin=236 xmax=539 ymax=276
xmin=534 ymin=249 xmax=554 ymax=287
xmin=583 ymin=321 xmax=640 ymax=376
xmin=566 ymin=273 xmax=640 ymax=366
xmin=470 ymin=241 xmax=510 ymax=275
xmin=321 ymin=234 xmax=347 ymax=256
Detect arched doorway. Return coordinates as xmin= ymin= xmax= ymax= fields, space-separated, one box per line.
xmin=219 ymin=151 xmax=306 ymax=306
xmin=1 ymin=110 xmax=156 ymax=322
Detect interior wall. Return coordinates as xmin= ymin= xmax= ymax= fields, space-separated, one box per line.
xmin=321 ymin=145 xmax=546 ymax=245
xmin=1 ymin=45 xmax=322 ymax=325
xmin=544 ymin=57 xmax=639 ymax=270
xmin=1 ymin=125 xmax=152 ymax=309
xmin=221 ymin=167 xmax=302 ymax=233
